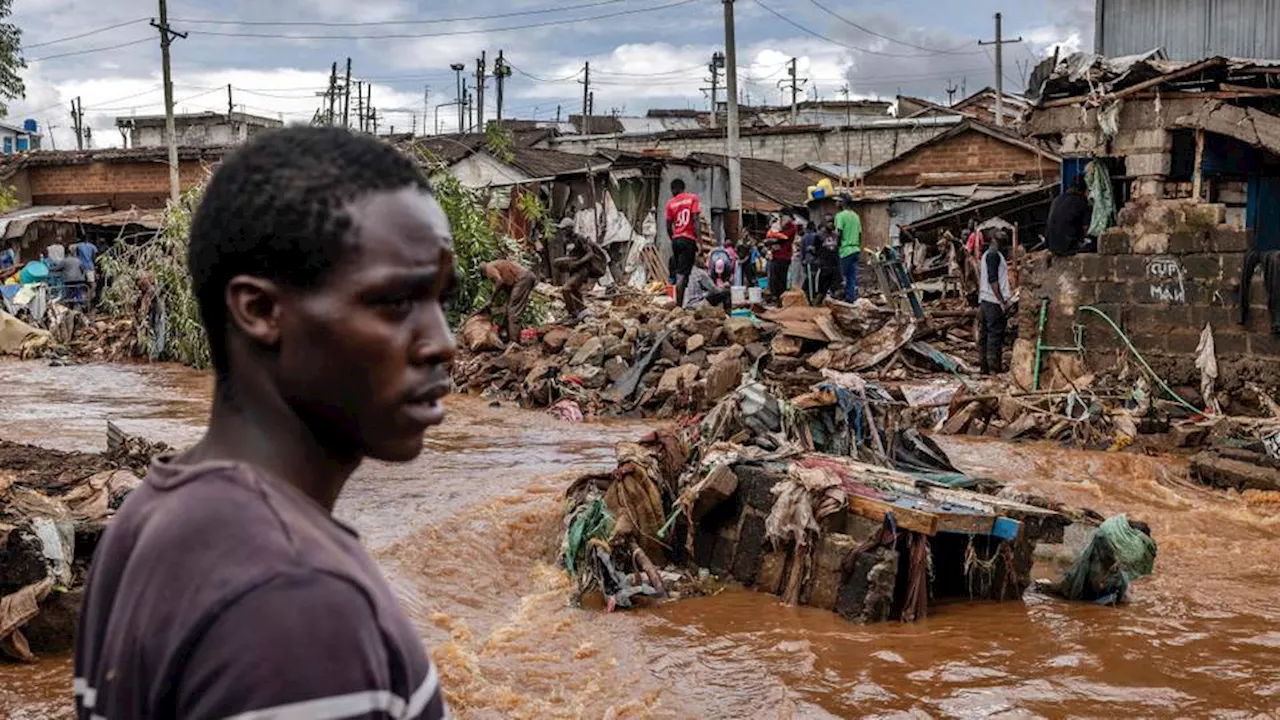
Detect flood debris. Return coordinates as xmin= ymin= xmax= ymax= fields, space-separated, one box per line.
xmin=0 ymin=424 xmax=167 ymax=661
xmin=1041 ymin=515 xmax=1157 ymax=606
xmin=556 ymin=379 xmax=1099 ymax=623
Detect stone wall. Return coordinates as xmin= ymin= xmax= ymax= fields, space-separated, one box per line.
xmin=26 ymin=160 xmax=210 ymax=208
xmin=547 ymin=122 xmax=955 ymax=169
xmin=1019 ymin=197 xmax=1279 ymax=403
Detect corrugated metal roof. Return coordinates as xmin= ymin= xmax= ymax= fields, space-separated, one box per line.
xmin=0 ymin=205 xmax=93 ymax=239
xmin=1097 ymin=0 xmax=1280 ymax=61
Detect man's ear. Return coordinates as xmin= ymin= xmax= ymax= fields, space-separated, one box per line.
xmin=225 ymin=275 xmax=283 ymax=349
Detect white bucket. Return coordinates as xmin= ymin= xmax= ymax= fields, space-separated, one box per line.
xmin=748 ymin=287 xmax=763 ymax=304
xmin=730 ymin=286 xmax=747 ymax=305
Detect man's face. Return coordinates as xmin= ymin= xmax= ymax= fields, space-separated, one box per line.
xmin=277 ymin=187 xmax=457 ymax=463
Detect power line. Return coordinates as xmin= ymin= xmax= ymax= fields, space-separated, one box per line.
xmin=753 ymin=0 xmax=979 ymax=58
xmin=172 ymin=0 xmax=630 ymax=27
xmin=510 ymin=65 xmax=585 ymax=83
xmin=803 ymin=0 xmax=982 ymax=56
xmin=27 ymin=37 xmax=152 ymax=62
xmin=20 ymin=17 xmax=149 ymax=50
xmin=183 ymin=0 xmax=700 ymax=40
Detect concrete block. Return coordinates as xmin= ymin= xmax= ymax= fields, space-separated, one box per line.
xmin=1099 ymin=230 xmax=1132 ymax=255
xmin=1169 ymin=231 xmax=1211 ymax=255
xmin=735 ymin=464 xmax=783 ymax=513
xmin=1116 ymin=256 xmax=1150 ymax=277
xmin=1095 ymin=281 xmax=1128 ymax=304
xmin=729 ymin=513 xmax=768 ymax=585
xmin=805 ymin=533 xmax=859 ymax=611
xmin=1250 ymin=333 xmax=1280 ymax=357
xmin=834 ymin=547 xmax=898 ymax=624
xmin=1214 ymin=329 xmax=1249 ymax=355
xmin=1181 ymin=255 xmax=1222 ymax=281
xmin=1183 ymin=203 xmax=1226 ymax=229
xmin=1114 ymin=128 xmax=1170 ymax=153
xmin=1132 ymin=179 xmax=1164 ymax=198
xmin=1126 ymin=152 xmax=1171 ymax=177
xmin=1079 ymin=254 xmax=1111 ymax=281
xmin=1166 ymin=329 xmax=1203 ymax=355
xmin=1133 ymin=233 xmax=1170 ymax=254
xmin=1210 ymin=227 xmax=1252 ymax=253
xmin=756 ymin=549 xmax=789 ymax=595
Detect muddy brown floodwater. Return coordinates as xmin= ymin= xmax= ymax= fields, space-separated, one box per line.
xmin=2 ymin=360 xmax=1279 ymax=718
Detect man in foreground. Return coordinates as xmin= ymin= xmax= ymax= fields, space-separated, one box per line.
xmin=483 ymin=257 xmax=536 ymax=341
xmin=74 ymin=128 xmax=453 ymax=719
xmin=834 ymin=196 xmax=862 ymax=302
xmin=978 ymin=230 xmax=1013 ymax=375
xmin=665 ymin=178 xmax=701 ymax=306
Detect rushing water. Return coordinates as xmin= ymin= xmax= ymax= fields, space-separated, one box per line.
xmin=1 ymin=360 xmax=1278 ymax=718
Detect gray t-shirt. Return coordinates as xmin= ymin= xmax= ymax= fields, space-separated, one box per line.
xmin=74 ymin=456 xmax=447 ymax=719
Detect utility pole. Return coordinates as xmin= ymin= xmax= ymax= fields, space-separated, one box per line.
xmin=151 ymin=0 xmax=187 ymax=204
xmin=475 ymin=51 xmax=486 ymax=131
xmin=704 ymin=51 xmax=725 ymax=129
xmin=328 ymin=62 xmax=338 ymax=125
xmin=556 ymin=105 xmax=562 ymax=123
xmin=840 ymin=85 xmax=851 ymax=186
xmin=450 ymin=63 xmax=466 ymax=133
xmin=69 ymin=98 xmax=83 ymax=151
xmin=780 ymin=57 xmax=807 ymax=124
xmin=227 ymin=84 xmax=233 ymax=122
xmin=723 ymin=0 xmax=742 ymax=242
xmin=342 ymin=58 xmax=352 ymax=129
xmin=945 ymin=79 xmax=959 ymax=105
xmin=422 ymin=86 xmax=430 ymax=134
xmin=494 ymin=50 xmax=512 ymax=122
xmin=366 ymin=84 xmax=372 ymax=133
xmin=355 ymin=81 xmax=365 ymax=132
xmin=580 ymin=61 xmax=591 ymax=135
xmin=978 ymin=12 xmax=1022 ymax=126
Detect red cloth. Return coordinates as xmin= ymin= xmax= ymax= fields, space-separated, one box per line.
xmin=665 ymin=192 xmax=701 ymax=241
xmin=767 ymin=228 xmax=793 ymax=262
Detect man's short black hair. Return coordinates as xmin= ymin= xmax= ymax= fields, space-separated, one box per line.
xmin=671 ymin=178 xmax=685 ymax=194
xmin=189 ymin=126 xmax=433 ymax=375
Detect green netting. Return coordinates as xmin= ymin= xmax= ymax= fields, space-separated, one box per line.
xmin=1061 ymin=514 xmax=1157 ymax=604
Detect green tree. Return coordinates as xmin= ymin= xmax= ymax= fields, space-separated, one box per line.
xmin=0 ymin=0 xmax=24 ymax=117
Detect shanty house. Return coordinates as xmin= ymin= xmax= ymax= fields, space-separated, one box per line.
xmin=0 ymin=146 xmax=230 ymax=209
xmin=1021 ymin=51 xmax=1280 ymax=397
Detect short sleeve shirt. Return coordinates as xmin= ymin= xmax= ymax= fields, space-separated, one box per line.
xmin=665 ymin=192 xmax=701 ymax=240
xmin=835 ymin=210 xmax=862 ymax=258
xmin=73 ymin=457 xmax=447 ymax=720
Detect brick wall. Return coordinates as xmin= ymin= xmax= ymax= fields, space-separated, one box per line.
xmin=1019 ymin=197 xmax=1278 ymax=402
xmin=27 ymin=159 xmax=209 ymax=208
xmin=548 ymin=124 xmax=952 ymax=168
xmin=865 ymin=130 xmax=1055 ymax=186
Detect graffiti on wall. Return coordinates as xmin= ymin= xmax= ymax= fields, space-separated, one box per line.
xmin=1147 ymin=255 xmax=1186 ymax=304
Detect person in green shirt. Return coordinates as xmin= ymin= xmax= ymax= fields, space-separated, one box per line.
xmin=834 ymin=196 xmax=862 ymax=302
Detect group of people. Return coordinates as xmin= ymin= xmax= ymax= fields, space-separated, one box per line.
xmin=664 ymin=180 xmax=865 ymax=310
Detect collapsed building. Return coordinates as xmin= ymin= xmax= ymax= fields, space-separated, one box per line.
xmin=1019 ymin=52 xmax=1280 ymax=401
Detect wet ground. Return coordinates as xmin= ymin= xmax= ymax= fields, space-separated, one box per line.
xmin=2 ymin=360 xmax=1279 ymax=718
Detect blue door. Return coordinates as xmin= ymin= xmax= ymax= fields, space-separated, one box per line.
xmin=1247 ymin=174 xmax=1280 ymax=252
xmin=2 ymin=137 xmax=11 ymax=154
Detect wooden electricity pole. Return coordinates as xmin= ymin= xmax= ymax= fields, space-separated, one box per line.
xmin=151 ymin=0 xmax=187 ymax=204
xmin=978 ymin=12 xmax=1022 ymax=127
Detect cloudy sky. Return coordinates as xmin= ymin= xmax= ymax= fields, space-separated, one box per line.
xmin=7 ymin=0 xmax=1093 ymax=150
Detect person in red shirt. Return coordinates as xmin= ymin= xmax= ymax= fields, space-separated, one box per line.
xmin=665 ymin=178 xmax=701 ymax=305
xmin=765 ymin=216 xmax=796 ymax=301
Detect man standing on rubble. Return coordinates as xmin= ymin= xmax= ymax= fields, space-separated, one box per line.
xmin=978 ymin=229 xmax=1014 ymax=374
xmin=835 ymin=195 xmax=862 ymax=302
xmin=482 ymin=258 xmax=536 ymax=341
xmin=74 ymin=128 xmax=451 ymax=719
xmin=665 ymin=178 xmax=701 ymax=305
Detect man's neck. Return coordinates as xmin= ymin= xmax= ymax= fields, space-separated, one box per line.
xmin=185 ymin=380 xmax=359 ymax=512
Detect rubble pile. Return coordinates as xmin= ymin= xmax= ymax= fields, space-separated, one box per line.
xmin=450 ymin=287 xmax=993 ymax=421
xmin=0 ymin=425 xmax=168 ymax=661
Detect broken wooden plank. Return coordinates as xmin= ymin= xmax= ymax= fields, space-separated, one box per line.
xmin=846 ymin=493 xmax=938 ymax=536
xmin=933 ymin=511 xmax=996 ymax=536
